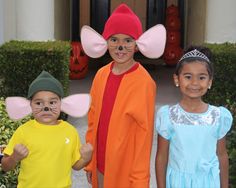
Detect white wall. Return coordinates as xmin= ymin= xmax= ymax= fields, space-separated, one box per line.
xmin=1 ymin=0 xmax=70 ymax=43
xmin=16 ymin=0 xmax=54 ymax=40
xmin=205 ymin=0 xmax=236 ymax=43
xmin=0 ymin=0 xmax=4 ymax=45
xmin=2 ymin=0 xmax=236 ymax=44
xmin=1 ymin=0 xmax=16 ymax=44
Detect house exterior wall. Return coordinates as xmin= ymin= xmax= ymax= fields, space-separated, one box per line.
xmin=78 ymin=0 xmax=147 ymax=32
xmin=186 ymin=0 xmax=206 ymax=45
xmin=2 ymin=0 xmax=16 ymax=43
xmin=79 ymin=0 xmax=90 ymax=30
xmin=111 ymin=0 xmax=147 ymax=30
xmin=54 ymin=0 xmax=70 ymax=40
xmin=1 ymin=0 xmax=69 ymax=42
xmin=0 ymin=0 xmax=236 ymax=44
xmin=205 ymin=0 xmax=236 ymax=43
xmin=16 ymin=0 xmax=54 ymax=40
xmin=0 ymin=0 xmax=4 ymax=45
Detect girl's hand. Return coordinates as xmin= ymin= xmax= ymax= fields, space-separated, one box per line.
xmin=80 ymin=143 xmax=93 ymax=164
xmin=11 ymin=144 xmax=29 ymax=163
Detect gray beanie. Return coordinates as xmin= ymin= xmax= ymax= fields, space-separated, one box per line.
xmin=27 ymin=71 xmax=64 ymax=98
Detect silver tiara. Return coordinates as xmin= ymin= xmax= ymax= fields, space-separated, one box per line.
xmin=179 ymin=49 xmax=210 ymax=63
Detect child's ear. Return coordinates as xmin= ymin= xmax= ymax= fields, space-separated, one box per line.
xmin=173 ymin=74 xmax=179 ymax=87
xmin=80 ymin=25 xmax=107 ymax=58
xmin=136 ymin=24 xmax=166 ymax=58
xmin=5 ymin=97 xmax=32 ymax=120
xmin=208 ymin=79 xmax=213 ymax=89
xmin=61 ymin=94 xmax=91 ymax=118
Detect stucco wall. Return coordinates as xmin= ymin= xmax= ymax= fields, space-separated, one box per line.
xmin=78 ymin=0 xmax=147 ymax=32
xmin=3 ymin=0 xmax=16 ymax=42
xmin=54 ymin=0 xmax=70 ymax=40
xmin=0 ymin=0 xmax=4 ymax=44
xmin=186 ymin=0 xmax=206 ymax=46
xmin=111 ymin=0 xmax=147 ymax=30
xmin=205 ymin=0 xmax=236 ymax=43
xmin=1 ymin=0 xmax=70 ymax=42
xmin=1 ymin=0 xmax=236 ymax=44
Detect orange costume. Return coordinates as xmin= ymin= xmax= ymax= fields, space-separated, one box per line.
xmin=86 ymin=62 xmax=156 ymax=187
xmin=81 ymin=3 xmax=166 ymax=187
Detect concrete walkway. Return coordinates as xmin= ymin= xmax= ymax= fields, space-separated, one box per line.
xmin=68 ymin=64 xmax=181 ymax=188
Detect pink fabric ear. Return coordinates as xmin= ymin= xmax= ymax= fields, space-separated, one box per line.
xmin=136 ymin=24 xmax=166 ymax=59
xmin=5 ymin=97 xmax=32 ymax=120
xmin=81 ymin=25 xmax=108 ymax=58
xmin=61 ymin=94 xmax=91 ymax=118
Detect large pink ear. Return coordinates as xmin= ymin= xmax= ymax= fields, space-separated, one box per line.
xmin=136 ymin=24 xmax=166 ymax=59
xmin=61 ymin=94 xmax=91 ymax=118
xmin=5 ymin=97 xmax=32 ymax=120
xmin=80 ymin=25 xmax=107 ymax=58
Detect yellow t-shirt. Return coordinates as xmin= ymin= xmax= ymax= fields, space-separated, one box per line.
xmin=4 ymin=119 xmax=81 ymax=188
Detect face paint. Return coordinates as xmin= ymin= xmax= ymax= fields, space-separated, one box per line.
xmin=43 ymin=107 xmax=49 ymax=111
xmin=31 ymin=91 xmax=61 ymax=125
xmin=32 ymin=101 xmax=58 ymax=113
xmin=118 ymin=46 xmax=123 ymax=51
xmin=107 ymin=35 xmax=136 ymax=52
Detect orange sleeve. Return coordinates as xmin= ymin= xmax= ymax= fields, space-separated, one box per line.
xmin=130 ymin=79 xmax=156 ymax=188
xmin=85 ymin=74 xmax=97 ymax=172
xmin=85 ymin=65 xmax=110 ymax=173
xmin=86 ymin=87 xmax=95 ymax=144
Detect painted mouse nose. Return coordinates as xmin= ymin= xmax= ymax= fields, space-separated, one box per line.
xmin=44 ymin=107 xmax=49 ymax=111
xmin=118 ymin=46 xmax=123 ymax=51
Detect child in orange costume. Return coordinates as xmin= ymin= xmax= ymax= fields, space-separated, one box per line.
xmin=81 ymin=3 xmax=166 ymax=188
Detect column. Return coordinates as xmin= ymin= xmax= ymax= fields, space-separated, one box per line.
xmin=0 ymin=0 xmax=4 ymax=44
xmin=205 ymin=0 xmax=236 ymax=43
xmin=16 ymin=0 xmax=54 ymax=41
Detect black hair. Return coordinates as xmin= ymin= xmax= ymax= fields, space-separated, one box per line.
xmin=175 ymin=45 xmax=214 ymax=79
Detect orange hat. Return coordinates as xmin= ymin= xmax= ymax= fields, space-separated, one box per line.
xmin=102 ymin=3 xmax=143 ymax=40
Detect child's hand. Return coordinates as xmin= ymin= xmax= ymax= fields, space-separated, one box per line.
xmin=80 ymin=143 xmax=93 ymax=163
xmin=72 ymin=143 xmax=93 ymax=171
xmin=11 ymin=144 xmax=29 ymax=163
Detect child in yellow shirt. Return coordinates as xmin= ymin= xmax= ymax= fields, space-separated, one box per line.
xmin=2 ymin=71 xmax=93 ymax=188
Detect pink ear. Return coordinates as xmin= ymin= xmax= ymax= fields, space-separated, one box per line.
xmin=136 ymin=24 xmax=166 ymax=59
xmin=5 ymin=97 xmax=32 ymax=120
xmin=81 ymin=25 xmax=108 ymax=58
xmin=61 ymin=94 xmax=91 ymax=118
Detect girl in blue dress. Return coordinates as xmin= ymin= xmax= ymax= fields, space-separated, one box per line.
xmin=155 ymin=45 xmax=233 ymax=188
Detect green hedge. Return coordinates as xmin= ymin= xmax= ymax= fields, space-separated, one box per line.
xmin=0 ymin=98 xmax=31 ymax=187
xmin=205 ymin=43 xmax=236 ymax=187
xmin=0 ymin=40 xmax=71 ymax=97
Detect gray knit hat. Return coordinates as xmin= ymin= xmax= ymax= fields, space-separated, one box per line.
xmin=27 ymin=71 xmax=64 ymax=98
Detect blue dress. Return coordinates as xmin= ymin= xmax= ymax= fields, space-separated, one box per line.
xmin=155 ymin=104 xmax=233 ymax=188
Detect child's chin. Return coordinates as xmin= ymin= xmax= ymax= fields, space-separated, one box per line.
xmin=36 ymin=118 xmax=59 ymax=125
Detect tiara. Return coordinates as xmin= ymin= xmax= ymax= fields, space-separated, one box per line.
xmin=178 ymin=49 xmax=210 ymax=63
